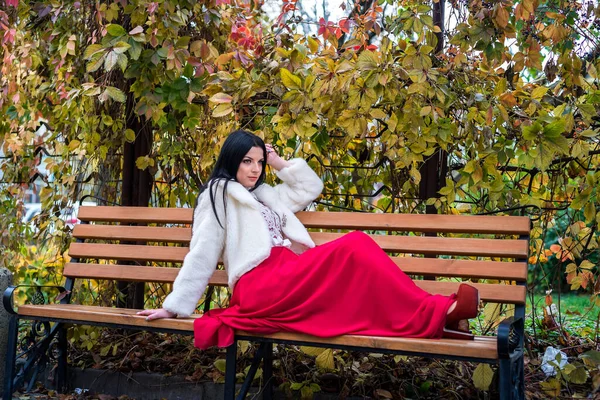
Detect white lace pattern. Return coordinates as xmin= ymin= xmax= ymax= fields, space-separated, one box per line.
xmin=255 ymin=200 xmax=291 ymax=248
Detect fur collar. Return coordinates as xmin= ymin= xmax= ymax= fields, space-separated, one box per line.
xmin=223 ymin=180 xmax=282 ymax=212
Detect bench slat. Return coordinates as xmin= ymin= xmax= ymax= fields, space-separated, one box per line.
xmin=65 ymin=256 xmax=527 ymax=284
xmin=16 ymin=304 xmax=499 ymax=359
xmin=73 ymin=226 xmax=528 ymax=259
xmin=69 ymin=234 xmax=527 ymax=261
xmin=311 ymin=233 xmax=528 ymax=258
xmin=73 ymin=225 xmax=191 ymax=243
xmin=69 ymin=243 xmax=188 ymax=263
xmin=62 ymin=264 xmax=525 ymax=304
xmin=298 ymin=211 xmax=531 ymax=235
xmin=77 ymin=207 xmax=530 ymax=235
xmin=78 ymin=206 xmax=193 ymax=224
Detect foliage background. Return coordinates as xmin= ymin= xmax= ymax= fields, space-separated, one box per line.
xmin=1 ymin=0 xmax=599 ymax=397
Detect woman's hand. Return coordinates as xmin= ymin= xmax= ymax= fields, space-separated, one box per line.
xmin=136 ymin=308 xmax=176 ymax=321
xmin=265 ymin=144 xmax=290 ymax=171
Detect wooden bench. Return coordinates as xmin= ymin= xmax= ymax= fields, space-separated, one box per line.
xmin=3 ymin=206 xmax=530 ymax=400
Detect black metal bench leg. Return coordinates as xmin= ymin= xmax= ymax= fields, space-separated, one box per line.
xmin=3 ymin=315 xmax=18 ymax=400
xmin=499 ymin=352 xmax=524 ymax=400
xmin=262 ymin=342 xmax=273 ymax=400
xmin=224 ymin=341 xmax=237 ymax=400
xmin=55 ymin=324 xmax=68 ymax=392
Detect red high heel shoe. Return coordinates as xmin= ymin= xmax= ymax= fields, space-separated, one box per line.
xmin=443 ymin=284 xmax=480 ymax=340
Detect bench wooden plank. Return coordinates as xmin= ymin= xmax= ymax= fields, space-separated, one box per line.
xmin=15 ymin=304 xmax=499 ymax=359
xmin=73 ymin=225 xmax=191 ymax=243
xmin=298 ymin=211 xmax=531 ymax=235
xmin=236 ymin=331 xmax=499 ymax=359
xmin=63 ymin=263 xmax=230 ymax=286
xmin=65 ymin=257 xmax=527 ymax=284
xmin=69 ymin=243 xmax=188 ymax=263
xmin=69 ymin=235 xmax=527 ymax=261
xmin=72 ymin=226 xmax=528 ymax=259
xmin=78 ymin=206 xmax=193 ymax=224
xmin=311 ymin=233 xmax=528 ymax=258
xmin=77 ymin=207 xmax=530 ymax=235
xmin=61 ymin=264 xmax=525 ymax=304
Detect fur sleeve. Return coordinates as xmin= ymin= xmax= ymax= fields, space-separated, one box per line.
xmin=162 ymin=186 xmax=226 ymax=317
xmin=273 ymin=158 xmax=324 ymax=213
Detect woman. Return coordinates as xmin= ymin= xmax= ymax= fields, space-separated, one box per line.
xmin=137 ymin=130 xmax=479 ymax=349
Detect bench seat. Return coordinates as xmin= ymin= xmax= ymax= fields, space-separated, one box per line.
xmin=16 ymin=304 xmax=499 ymax=360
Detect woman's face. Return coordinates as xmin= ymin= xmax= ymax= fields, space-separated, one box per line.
xmin=236 ymin=146 xmax=264 ymax=189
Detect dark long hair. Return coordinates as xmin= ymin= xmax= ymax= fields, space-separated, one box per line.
xmin=200 ymin=130 xmax=267 ymax=228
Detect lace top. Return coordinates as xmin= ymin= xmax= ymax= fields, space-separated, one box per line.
xmin=255 ymin=199 xmax=291 ymax=248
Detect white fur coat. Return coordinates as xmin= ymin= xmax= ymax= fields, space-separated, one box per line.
xmin=162 ymin=158 xmax=324 ymax=317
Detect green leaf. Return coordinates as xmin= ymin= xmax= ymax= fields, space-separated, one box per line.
xmin=213 ymin=359 xmax=226 ymax=373
xmin=125 ymin=129 xmax=136 ymax=143
xmin=106 ymin=24 xmax=127 ymax=37
xmin=87 ymin=55 xmax=105 ymax=73
xmin=117 ymin=53 xmax=127 ymax=72
xmin=543 ymin=120 xmax=566 ymax=138
xmin=112 ymin=41 xmax=131 ymax=54
xmin=84 ymin=44 xmax=105 ymax=60
xmin=567 ymin=366 xmax=589 ymax=384
xmin=472 ymin=363 xmax=493 ymax=390
xmin=104 ymin=86 xmax=126 ymax=103
xmin=522 ymin=122 xmax=542 ymax=140
xmin=280 ymin=68 xmax=302 ymax=90
xmin=584 ymin=202 xmax=596 ymax=223
xmin=300 ymin=385 xmax=313 ymax=400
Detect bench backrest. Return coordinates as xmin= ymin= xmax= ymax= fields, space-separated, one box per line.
xmin=66 ymin=206 xmax=530 ymax=310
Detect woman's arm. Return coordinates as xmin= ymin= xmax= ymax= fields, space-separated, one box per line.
xmin=138 ymin=185 xmax=226 ymax=319
xmin=266 ymin=144 xmax=324 ymax=213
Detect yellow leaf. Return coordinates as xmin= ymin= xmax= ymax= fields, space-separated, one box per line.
xmin=300 ymin=346 xmax=325 ymax=357
xmin=472 ymin=363 xmax=494 ymax=390
xmin=315 ymin=348 xmax=335 ymax=371
xmin=68 ymin=140 xmax=81 ymax=151
xmin=370 ymin=108 xmax=387 ymax=120
xmin=540 ymin=378 xmax=561 ymax=397
xmin=280 ymin=68 xmax=302 ymax=90
xmin=307 ymin=36 xmax=319 ymax=53
xmin=213 ymin=104 xmax=233 ymax=118
xmin=531 ymin=86 xmax=548 ymax=100
xmin=420 ymin=106 xmax=432 ymax=116
xmin=580 ymin=260 xmax=594 ymax=270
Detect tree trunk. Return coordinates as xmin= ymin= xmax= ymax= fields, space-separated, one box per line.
xmin=117 ymin=95 xmax=153 ymax=309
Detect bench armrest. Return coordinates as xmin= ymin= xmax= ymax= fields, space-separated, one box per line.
xmin=3 ymin=284 xmax=68 ymax=315
xmin=497 ymin=316 xmax=525 ymax=358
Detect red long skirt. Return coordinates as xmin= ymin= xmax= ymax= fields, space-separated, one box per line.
xmin=193 ymin=231 xmax=456 ymax=349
